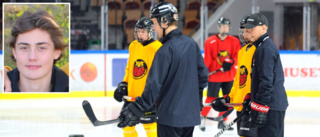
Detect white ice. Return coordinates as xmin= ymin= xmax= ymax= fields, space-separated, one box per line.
xmin=0 ymin=97 xmax=319 ymax=137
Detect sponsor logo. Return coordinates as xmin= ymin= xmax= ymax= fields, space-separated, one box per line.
xmin=240 ymin=127 xmax=250 ymax=131
xmin=133 ymin=59 xmax=148 ymax=79
xmin=284 ymin=67 xmax=320 ymax=78
xmin=251 ymin=102 xmax=269 ymax=113
xmin=140 ymin=117 xmax=151 ymax=121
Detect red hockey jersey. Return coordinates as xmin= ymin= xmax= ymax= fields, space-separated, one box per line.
xmin=204 ymin=34 xmax=241 ymax=82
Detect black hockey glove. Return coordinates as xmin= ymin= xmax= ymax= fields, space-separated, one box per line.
xmin=242 ymin=93 xmax=252 ymax=115
xmin=249 ymin=101 xmax=270 ymax=128
xmin=222 ymin=58 xmax=234 ymax=72
xmin=114 ymin=82 xmax=128 ymax=102
xmin=117 ymin=102 xmax=145 ymax=128
xmin=211 ymin=95 xmax=230 ymax=112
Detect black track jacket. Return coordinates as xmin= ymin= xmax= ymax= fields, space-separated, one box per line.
xmin=135 ymin=29 xmax=208 ymax=127
xmin=251 ymin=34 xmax=288 ymax=111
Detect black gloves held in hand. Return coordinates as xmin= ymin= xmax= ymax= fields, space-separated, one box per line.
xmin=249 ymin=101 xmax=269 ymax=128
xmin=117 ymin=102 xmax=145 ymax=128
xmin=222 ymin=58 xmax=234 ymax=72
xmin=211 ymin=95 xmax=230 ymax=112
xmin=114 ymin=82 xmax=128 ymax=102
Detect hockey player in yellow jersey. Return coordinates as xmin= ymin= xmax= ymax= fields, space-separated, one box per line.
xmin=113 ymin=17 xmax=161 ymax=137
xmin=211 ymin=15 xmax=258 ymax=137
xmin=228 ymin=44 xmax=257 ymax=137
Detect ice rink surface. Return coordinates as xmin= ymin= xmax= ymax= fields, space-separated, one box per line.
xmin=0 ymin=97 xmax=319 ymax=137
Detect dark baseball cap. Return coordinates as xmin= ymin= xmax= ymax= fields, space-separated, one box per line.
xmin=240 ymin=13 xmax=268 ymax=29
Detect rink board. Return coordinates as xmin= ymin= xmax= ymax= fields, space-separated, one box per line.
xmin=0 ymin=50 xmax=320 ymax=99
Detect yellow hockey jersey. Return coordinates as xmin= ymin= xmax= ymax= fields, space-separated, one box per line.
xmin=229 ymin=44 xmax=256 ymax=111
xmin=123 ymin=40 xmax=162 ymax=100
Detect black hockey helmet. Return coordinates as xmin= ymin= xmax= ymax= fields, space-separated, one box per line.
xmin=217 ymin=17 xmax=231 ymax=36
xmin=135 ymin=17 xmax=154 ymax=31
xmin=134 ymin=17 xmax=154 ymax=43
xmin=218 ymin=17 xmax=231 ymax=26
xmin=151 ymin=2 xmax=178 ymax=25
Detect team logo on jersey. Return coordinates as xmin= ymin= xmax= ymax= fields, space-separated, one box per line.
xmin=133 ymin=59 xmax=148 ymax=79
xmin=239 ymin=65 xmax=248 ymax=89
xmin=217 ymin=50 xmax=230 ymax=65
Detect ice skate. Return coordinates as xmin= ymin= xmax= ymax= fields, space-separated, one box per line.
xmin=199 ymin=115 xmax=206 ymax=131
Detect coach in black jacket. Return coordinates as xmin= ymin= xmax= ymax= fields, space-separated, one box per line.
xmin=117 ymin=2 xmax=208 ymax=137
xmin=241 ymin=13 xmax=288 ymax=137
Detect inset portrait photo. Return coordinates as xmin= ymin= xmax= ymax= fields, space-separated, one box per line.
xmin=3 ymin=3 xmax=70 ymax=92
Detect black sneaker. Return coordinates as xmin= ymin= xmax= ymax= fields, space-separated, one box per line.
xmin=218 ymin=121 xmax=234 ymax=130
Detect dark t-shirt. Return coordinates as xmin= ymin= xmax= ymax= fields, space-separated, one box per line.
xmin=8 ymin=65 xmax=69 ymax=92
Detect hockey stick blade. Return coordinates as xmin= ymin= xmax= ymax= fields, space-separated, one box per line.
xmin=214 ymin=112 xmax=245 ymax=137
xmin=206 ymin=108 xmax=234 ymax=121
xmin=82 ymin=100 xmax=119 ymax=126
xmin=82 ymin=100 xmax=98 ymax=125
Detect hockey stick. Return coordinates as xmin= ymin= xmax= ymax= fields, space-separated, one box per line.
xmin=205 ymin=108 xmax=234 ymax=121
xmin=209 ymin=68 xmax=223 ymax=75
xmin=82 ymin=100 xmax=119 ymax=126
xmin=224 ymin=103 xmax=243 ymax=107
xmin=123 ymin=95 xmax=135 ymax=101
xmin=204 ymin=103 xmax=243 ymax=107
xmin=82 ymin=96 xmax=150 ymax=127
xmin=214 ymin=112 xmax=245 ymax=137
xmin=209 ymin=58 xmax=235 ymax=75
xmin=82 ymin=96 xmax=134 ymax=126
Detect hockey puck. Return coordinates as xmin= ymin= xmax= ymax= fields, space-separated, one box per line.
xmin=69 ymin=135 xmax=84 ymax=137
